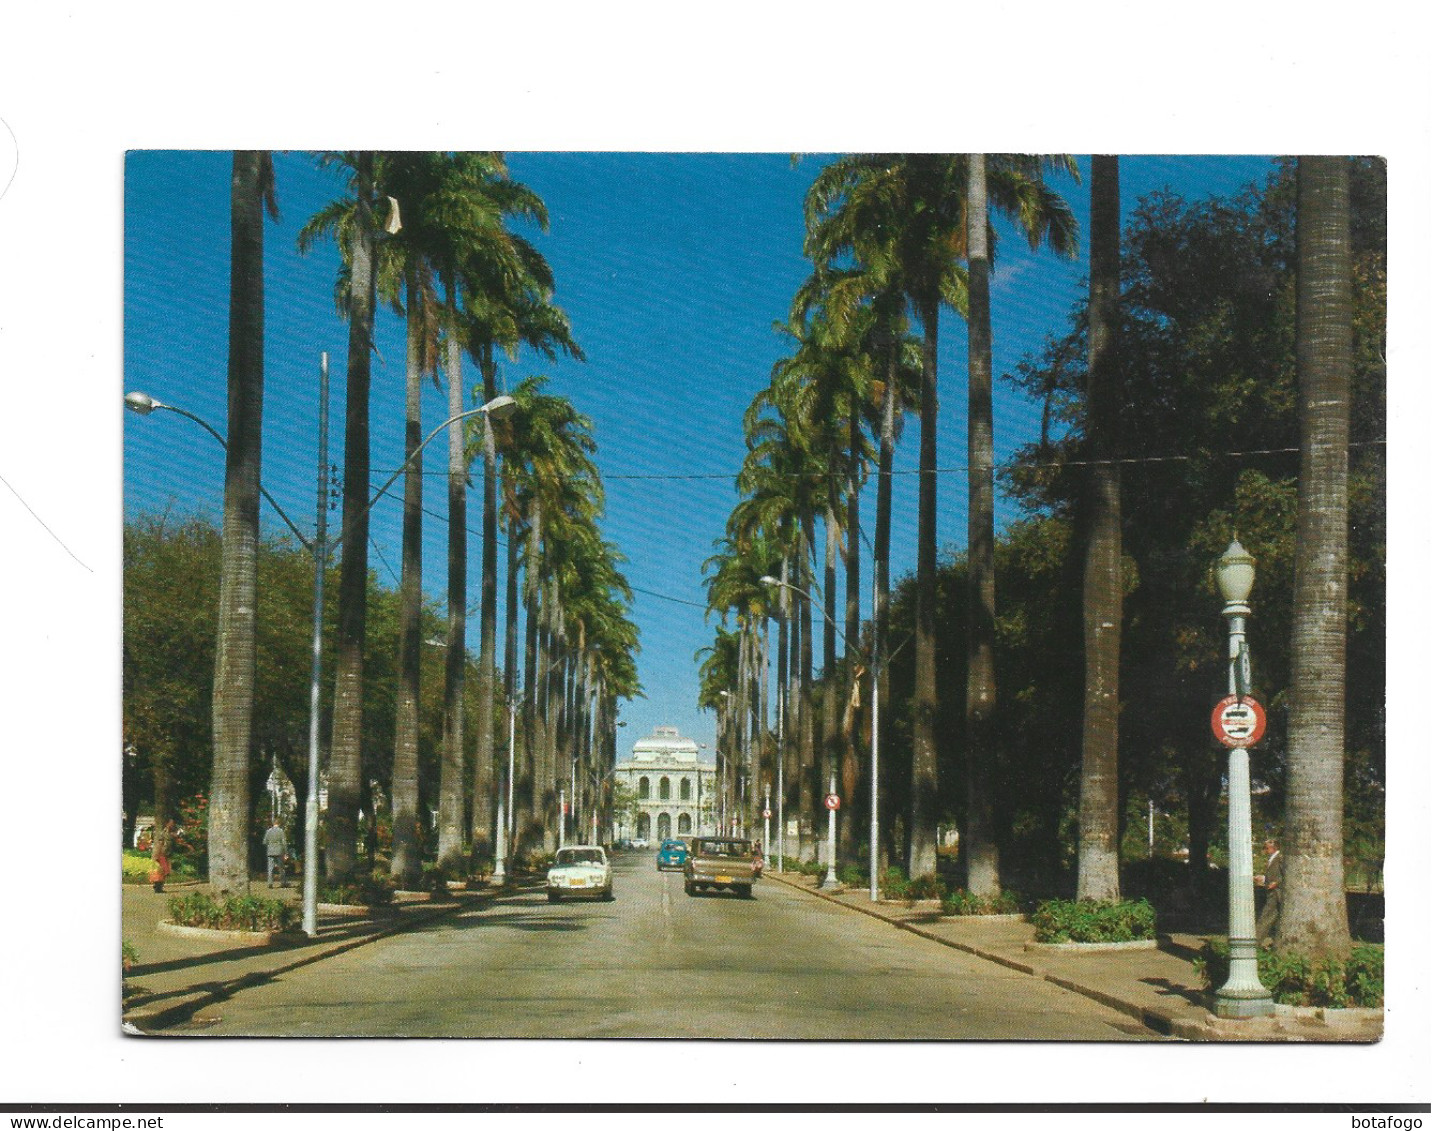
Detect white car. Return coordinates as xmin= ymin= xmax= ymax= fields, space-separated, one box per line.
xmin=546 ymin=846 xmax=614 ymax=902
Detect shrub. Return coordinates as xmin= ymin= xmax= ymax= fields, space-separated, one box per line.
xmin=837 ymin=864 xmax=867 ymax=887
xmin=941 ymin=888 xmax=1024 ymax=916
xmin=122 ymin=850 xmax=154 ymax=883
xmin=1193 ymin=939 xmax=1384 ymax=1008
xmin=1031 ymin=897 xmax=1157 ymax=943
xmin=319 ymin=871 xmax=395 ymax=907
xmin=879 ymin=867 xmax=910 ymax=900
xmin=122 ymin=940 xmax=138 ymax=970
xmin=905 ymin=873 xmax=947 ymax=901
xmin=166 ymin=892 xmax=296 ymax=932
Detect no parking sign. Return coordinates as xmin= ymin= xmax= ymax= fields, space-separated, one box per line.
xmin=1211 ymin=695 xmax=1267 ymax=748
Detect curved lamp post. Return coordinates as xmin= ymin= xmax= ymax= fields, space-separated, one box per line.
xmin=126 ymin=371 xmax=517 ymax=937
xmin=1213 ymin=538 xmax=1274 ymax=1018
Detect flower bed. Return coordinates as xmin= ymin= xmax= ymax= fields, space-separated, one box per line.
xmin=166 ymin=891 xmax=297 ymax=933
xmin=1030 ymin=897 xmax=1157 ymax=943
xmin=941 ymin=889 xmax=1025 ymax=917
xmin=1194 ymin=939 xmax=1383 ymax=1009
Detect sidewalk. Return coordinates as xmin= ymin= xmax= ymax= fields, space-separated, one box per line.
xmin=765 ymin=870 xmax=1384 ymax=1043
xmin=120 ymin=878 xmax=505 ymax=1033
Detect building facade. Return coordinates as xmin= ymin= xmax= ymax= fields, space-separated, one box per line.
xmin=614 ymin=726 xmax=715 ymax=843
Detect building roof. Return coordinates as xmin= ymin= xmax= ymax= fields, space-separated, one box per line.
xmin=619 ymin=725 xmax=701 ymax=766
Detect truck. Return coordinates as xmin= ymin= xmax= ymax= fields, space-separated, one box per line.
xmin=683 ymin=836 xmax=761 ymax=898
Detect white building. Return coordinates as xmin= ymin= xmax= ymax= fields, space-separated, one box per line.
xmin=614 ymin=726 xmax=715 ymax=843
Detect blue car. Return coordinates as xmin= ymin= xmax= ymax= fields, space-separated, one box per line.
xmin=656 ymin=838 xmax=689 ymax=871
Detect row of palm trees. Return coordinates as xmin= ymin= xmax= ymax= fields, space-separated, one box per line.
xmin=208 ymin=151 xmax=639 ymax=894
xmin=700 ymin=155 xmax=1080 ymax=884
xmin=698 ymin=154 xmax=1359 ymax=957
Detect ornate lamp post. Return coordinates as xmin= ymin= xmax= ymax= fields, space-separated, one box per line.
xmin=1213 ymin=538 xmax=1274 ymax=1018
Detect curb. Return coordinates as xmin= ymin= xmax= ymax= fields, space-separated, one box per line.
xmin=123 ymin=894 xmax=486 ymax=1034
xmin=1024 ymin=939 xmax=1159 ymax=953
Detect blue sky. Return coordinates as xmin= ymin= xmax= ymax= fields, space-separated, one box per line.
xmin=124 ymin=152 xmax=1277 ymax=756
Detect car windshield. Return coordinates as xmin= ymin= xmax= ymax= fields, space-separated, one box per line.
xmin=556 ymin=849 xmax=604 ymax=865
xmin=698 ymin=840 xmax=750 ymax=857
xmin=662 ymin=840 xmax=685 ymax=850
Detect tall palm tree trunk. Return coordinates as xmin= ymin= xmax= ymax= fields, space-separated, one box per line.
xmin=505 ymin=517 xmax=522 ymax=846
xmin=840 ymin=412 xmax=862 ymax=862
xmin=437 ymin=326 xmax=468 ymax=868
xmin=540 ymin=608 xmax=559 ymax=851
xmin=820 ymin=497 xmax=841 ymax=867
xmin=909 ymin=290 xmax=941 ymax=880
xmin=471 ymin=353 xmax=499 ymax=862
xmin=964 ymin=154 xmax=1001 ymax=896
xmin=390 ymin=263 xmax=426 ymax=889
xmin=1280 ymin=155 xmax=1354 ymax=958
xmin=521 ymin=548 xmax=541 ymax=855
xmin=874 ymin=342 xmax=897 ymax=877
xmin=209 ymin=150 xmax=268 ymax=894
xmin=797 ymin=527 xmax=817 ymax=860
xmin=1076 ymin=155 xmax=1124 ymax=902
xmin=327 ymin=151 xmax=377 ymax=885
xmin=776 ymin=556 xmax=791 ymax=858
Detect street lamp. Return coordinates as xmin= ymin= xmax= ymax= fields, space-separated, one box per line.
xmin=1213 ymin=538 xmax=1274 ymax=1018
xmin=126 ymin=369 xmax=517 ymax=938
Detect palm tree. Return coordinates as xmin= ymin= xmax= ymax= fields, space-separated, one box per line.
xmin=1075 ymin=156 xmax=1124 ymax=902
xmin=740 ymin=390 xmax=825 ymax=858
xmin=410 ymin=154 xmax=581 ymax=867
xmin=298 ymin=151 xmax=379 ymax=884
xmin=964 ymin=154 xmax=1002 ymax=895
xmin=499 ymin=377 xmax=602 ymax=852
xmin=380 ymin=153 xmax=444 ymax=890
xmin=805 ymin=153 xmax=1076 ymax=882
xmin=1279 ymin=155 xmax=1354 ymax=957
xmin=209 ymin=151 xmax=276 ymax=894
xmin=764 ymin=310 xmax=866 ymax=852
xmin=465 ymin=283 xmax=582 ymax=864
xmin=792 ymin=258 xmax=922 ymax=874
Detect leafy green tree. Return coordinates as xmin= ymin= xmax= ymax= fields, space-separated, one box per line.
xmin=1003 ymin=159 xmax=1384 ymax=903
xmin=124 ymin=518 xmax=221 ymax=844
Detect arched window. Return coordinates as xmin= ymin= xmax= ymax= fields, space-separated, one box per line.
xmin=659 ymin=777 xmax=671 ymax=800
xmin=658 ymin=813 xmax=672 ymax=840
xmin=638 ymin=777 xmax=650 ymax=800
xmin=680 ymin=777 xmax=692 ymax=801
xmin=677 ymin=813 xmax=692 ymax=834
xmin=637 ymin=813 xmax=651 ymax=839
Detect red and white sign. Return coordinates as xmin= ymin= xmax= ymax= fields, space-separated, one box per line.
xmin=1211 ymin=695 xmax=1267 ymax=748
xmin=824 ymin=794 xmax=841 ymax=811
xmin=762 ymin=809 xmax=772 ymax=819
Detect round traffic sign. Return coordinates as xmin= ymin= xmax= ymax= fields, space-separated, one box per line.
xmin=824 ymin=793 xmax=841 ymax=811
xmin=762 ymin=809 xmax=772 ymax=819
xmin=1211 ymin=694 xmax=1267 ymax=748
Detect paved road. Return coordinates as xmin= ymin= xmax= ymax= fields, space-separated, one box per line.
xmin=175 ymin=852 xmax=1158 ymax=1039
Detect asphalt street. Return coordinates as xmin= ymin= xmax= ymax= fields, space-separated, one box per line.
xmin=173 ymin=851 xmax=1158 ymax=1039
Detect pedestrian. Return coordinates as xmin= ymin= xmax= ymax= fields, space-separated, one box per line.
xmin=264 ymin=819 xmax=289 ymax=888
xmin=150 ymin=819 xmax=174 ymax=893
xmin=1256 ymin=837 xmax=1283 ymax=945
